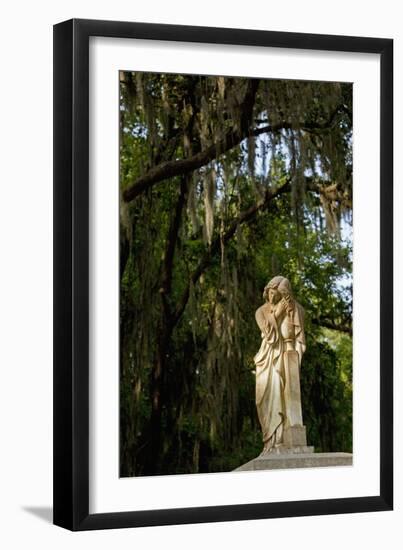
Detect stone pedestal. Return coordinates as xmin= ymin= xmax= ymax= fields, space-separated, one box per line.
xmin=234 ymin=452 xmax=353 ymax=471
xmin=283 ymin=425 xmax=308 ymax=447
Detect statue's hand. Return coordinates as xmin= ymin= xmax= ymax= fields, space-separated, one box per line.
xmin=275 ymin=298 xmax=287 ymax=317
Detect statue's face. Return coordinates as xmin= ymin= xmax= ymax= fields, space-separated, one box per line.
xmin=267 ymin=288 xmax=280 ymax=304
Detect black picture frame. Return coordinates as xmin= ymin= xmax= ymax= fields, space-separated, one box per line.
xmin=53 ymin=18 xmax=393 ymax=531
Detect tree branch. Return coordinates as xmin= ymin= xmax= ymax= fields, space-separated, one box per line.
xmin=312 ymin=317 xmax=352 ymax=335
xmin=172 ymin=179 xmax=291 ymax=326
xmin=123 ymin=79 xmax=260 ymax=203
xmin=123 ymin=101 xmax=349 ymax=203
xmin=159 ymin=176 xmax=188 ymax=322
xmin=170 ymin=176 xmax=344 ymax=328
xmin=255 ymin=103 xmax=351 ymax=134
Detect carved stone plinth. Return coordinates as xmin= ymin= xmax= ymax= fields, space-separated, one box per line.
xmin=282 ymin=350 xmax=310 ymax=450
xmin=284 ymin=350 xmax=303 ymax=426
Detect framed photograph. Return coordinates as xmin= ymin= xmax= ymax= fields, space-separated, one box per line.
xmin=53 ymin=19 xmax=393 ymax=530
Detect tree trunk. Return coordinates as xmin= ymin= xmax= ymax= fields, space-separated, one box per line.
xmin=144 ymin=319 xmax=173 ymax=475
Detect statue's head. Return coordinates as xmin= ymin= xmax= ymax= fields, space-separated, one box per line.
xmin=263 ymin=276 xmax=292 ymax=304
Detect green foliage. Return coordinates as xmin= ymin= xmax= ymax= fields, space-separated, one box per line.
xmin=119 ymin=72 xmax=353 ymax=476
xmin=301 ymin=332 xmax=352 ymax=453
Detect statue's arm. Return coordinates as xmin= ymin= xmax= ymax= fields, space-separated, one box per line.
xmin=255 ymin=306 xmax=267 ymax=334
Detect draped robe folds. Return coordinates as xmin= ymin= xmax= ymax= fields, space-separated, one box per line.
xmin=254 ymin=299 xmax=305 ymax=451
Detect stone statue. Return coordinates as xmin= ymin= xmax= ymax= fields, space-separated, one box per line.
xmin=254 ymin=276 xmax=307 ymax=455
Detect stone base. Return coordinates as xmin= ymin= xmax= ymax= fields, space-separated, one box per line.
xmin=265 ymin=445 xmax=314 ymax=455
xmin=234 ymin=452 xmax=353 ymax=471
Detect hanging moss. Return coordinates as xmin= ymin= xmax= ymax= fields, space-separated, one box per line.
xmin=187 ymin=174 xmax=200 ymax=235
xmin=203 ymin=169 xmax=215 ymax=246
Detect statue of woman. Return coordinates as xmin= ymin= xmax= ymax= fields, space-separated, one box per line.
xmin=254 ymin=276 xmax=306 ymax=454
